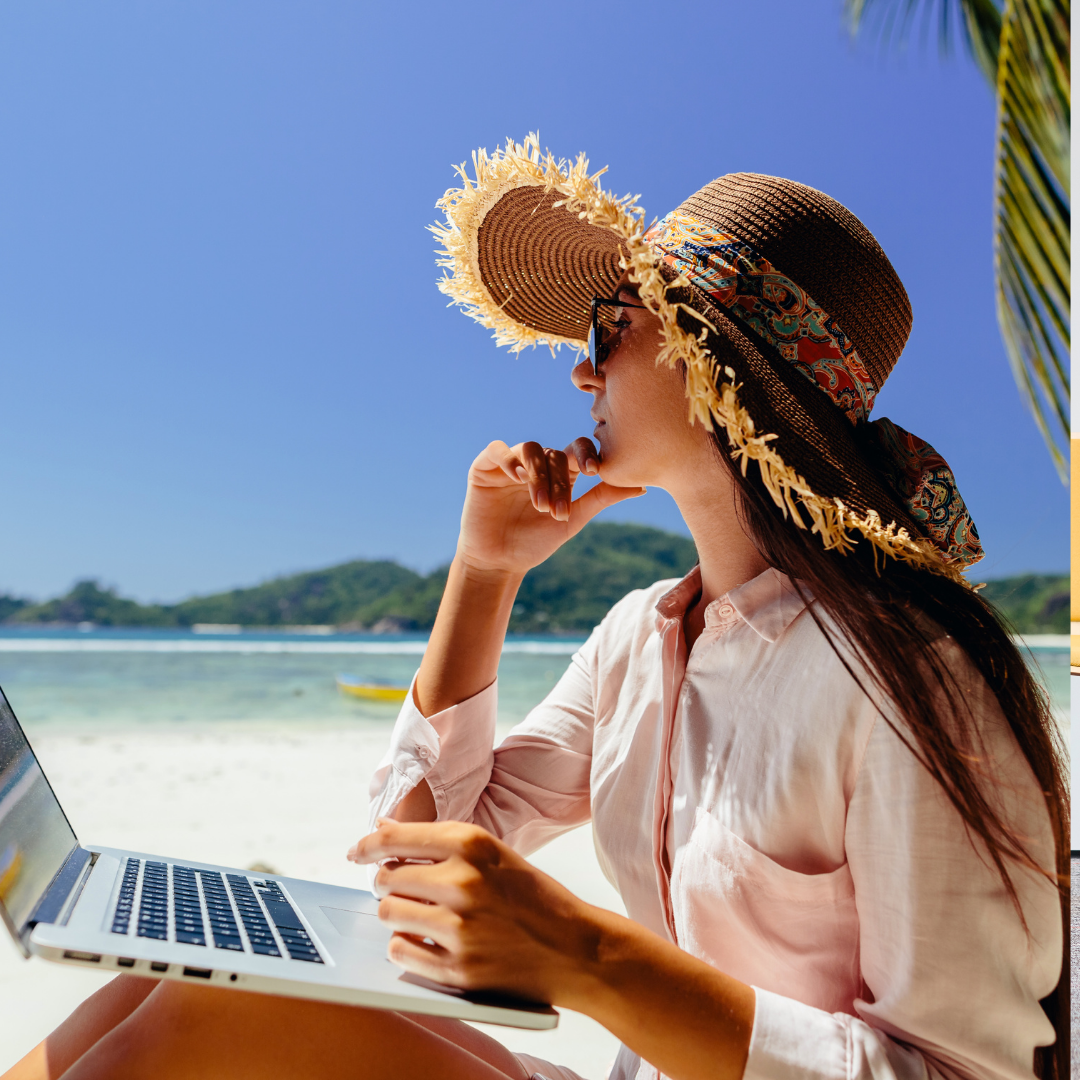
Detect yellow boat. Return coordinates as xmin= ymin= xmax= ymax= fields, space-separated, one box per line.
xmin=0 ymin=843 xmax=23 ymax=903
xmin=336 ymin=676 xmax=409 ymax=703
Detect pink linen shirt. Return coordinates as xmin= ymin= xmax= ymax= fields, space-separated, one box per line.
xmin=368 ymin=567 xmax=1060 ymax=1080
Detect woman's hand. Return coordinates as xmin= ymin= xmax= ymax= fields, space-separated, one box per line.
xmin=403 ymin=436 xmax=643 ymax=720
xmin=347 ymin=819 xmax=600 ymax=1005
xmin=456 ymin=438 xmax=644 ymax=577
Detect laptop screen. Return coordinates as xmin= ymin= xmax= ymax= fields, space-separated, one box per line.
xmin=0 ymin=687 xmax=77 ymax=932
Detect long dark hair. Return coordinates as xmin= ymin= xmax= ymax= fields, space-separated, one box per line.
xmin=700 ymin=349 xmax=1069 ymax=1076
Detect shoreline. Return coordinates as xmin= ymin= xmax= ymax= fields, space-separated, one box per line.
xmin=0 ymin=628 xmax=1068 ymax=648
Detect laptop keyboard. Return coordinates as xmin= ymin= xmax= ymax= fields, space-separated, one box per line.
xmin=110 ymin=859 xmax=323 ymax=963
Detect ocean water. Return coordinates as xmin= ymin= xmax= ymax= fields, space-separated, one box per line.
xmin=0 ymin=628 xmax=1068 ymax=733
xmin=0 ymin=629 xmax=581 ymax=730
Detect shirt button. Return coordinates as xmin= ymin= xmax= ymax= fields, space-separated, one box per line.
xmin=416 ymin=746 xmax=430 ymax=760
xmin=718 ymin=604 xmax=734 ymax=616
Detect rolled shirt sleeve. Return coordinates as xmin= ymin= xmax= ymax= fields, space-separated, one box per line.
xmin=368 ymin=636 xmax=599 ymax=855
xmin=367 ymin=675 xmax=501 ymax=828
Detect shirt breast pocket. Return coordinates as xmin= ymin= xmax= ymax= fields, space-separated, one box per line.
xmin=671 ymin=807 xmax=861 ymax=1015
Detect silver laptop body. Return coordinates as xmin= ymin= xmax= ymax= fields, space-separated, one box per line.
xmin=0 ymin=684 xmax=557 ymax=1030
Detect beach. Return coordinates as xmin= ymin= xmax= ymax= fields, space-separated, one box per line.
xmin=0 ymin=631 xmax=1069 ymax=1076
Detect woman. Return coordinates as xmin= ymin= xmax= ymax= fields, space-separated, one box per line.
xmin=6 ymin=138 xmax=1066 ymax=1080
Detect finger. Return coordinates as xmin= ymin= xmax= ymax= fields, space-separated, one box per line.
xmin=477 ymin=440 xmax=510 ymax=467
xmin=565 ymin=437 xmax=601 ymax=477
xmin=568 ymin=481 xmax=647 ymax=533
xmin=470 ymin=440 xmax=519 ymax=484
xmin=493 ymin=443 xmax=530 ymax=485
xmin=378 ymin=894 xmax=462 ymax=949
xmin=349 ymin=825 xmax=412 ymax=859
xmin=374 ymin=859 xmax=473 ymax=906
xmin=349 ymin=819 xmax=500 ymax=866
xmin=544 ymin=448 xmax=571 ymax=522
xmin=517 ymin=441 xmax=552 ymax=513
xmin=366 ymin=857 xmax=409 ymax=893
xmin=386 ymin=932 xmax=459 ymax=983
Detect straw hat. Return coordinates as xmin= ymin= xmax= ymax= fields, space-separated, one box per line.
xmin=432 ymin=135 xmax=982 ymax=580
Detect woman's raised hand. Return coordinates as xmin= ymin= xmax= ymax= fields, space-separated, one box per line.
xmin=402 ymin=437 xmax=643 ymax=720
xmin=456 ymin=438 xmax=645 ymax=577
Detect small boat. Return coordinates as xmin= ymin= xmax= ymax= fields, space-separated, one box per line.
xmin=0 ymin=843 xmax=23 ymax=902
xmin=336 ymin=675 xmax=409 ymax=703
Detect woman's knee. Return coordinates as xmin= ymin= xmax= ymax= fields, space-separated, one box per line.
xmin=137 ymin=980 xmax=243 ymax=1036
xmin=137 ymin=980 xmax=377 ymax=1042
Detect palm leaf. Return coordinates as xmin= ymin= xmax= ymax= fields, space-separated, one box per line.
xmin=846 ymin=0 xmax=1071 ymax=479
xmin=843 ymin=0 xmax=1002 ymax=74
xmin=993 ymin=0 xmax=1070 ymax=478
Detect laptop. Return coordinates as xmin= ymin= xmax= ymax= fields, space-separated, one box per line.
xmin=0 ymin=683 xmax=557 ymax=1029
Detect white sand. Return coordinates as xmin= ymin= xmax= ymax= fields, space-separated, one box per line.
xmin=0 ymin=724 xmax=625 ymax=1079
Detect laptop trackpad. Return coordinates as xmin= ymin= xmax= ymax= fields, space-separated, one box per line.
xmin=321 ymin=900 xmax=381 ymax=938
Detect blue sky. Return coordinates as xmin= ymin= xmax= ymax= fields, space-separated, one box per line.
xmin=0 ymin=0 xmax=1067 ymax=602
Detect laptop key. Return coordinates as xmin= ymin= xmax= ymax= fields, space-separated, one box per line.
xmin=262 ymin=899 xmax=304 ymax=930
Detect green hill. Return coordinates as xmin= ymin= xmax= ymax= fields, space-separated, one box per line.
xmin=0 ymin=595 xmax=28 ymax=622
xmin=337 ymin=522 xmax=700 ymax=634
xmin=172 ymin=560 xmax=420 ymax=628
xmin=4 ymin=579 xmax=174 ymax=627
xmin=3 ymin=561 xmax=425 ymax=630
xmin=978 ymin=574 xmax=1069 ymax=634
xmin=509 ymin=522 xmax=698 ymax=633
xmin=0 ymin=523 xmax=1067 ymax=635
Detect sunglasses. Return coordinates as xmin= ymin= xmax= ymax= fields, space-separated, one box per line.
xmin=586 ymin=297 xmax=646 ymax=373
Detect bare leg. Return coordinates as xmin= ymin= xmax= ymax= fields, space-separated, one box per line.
xmin=60 ymin=980 xmax=532 ymax=1080
xmin=3 ymin=976 xmax=158 ymax=1080
xmin=407 ymin=1013 xmax=533 ymax=1074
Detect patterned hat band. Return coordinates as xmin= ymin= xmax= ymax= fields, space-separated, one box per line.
xmin=646 ymin=211 xmax=983 ymax=569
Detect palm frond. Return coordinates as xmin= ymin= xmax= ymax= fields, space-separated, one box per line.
xmin=993 ymin=0 xmax=1070 ymax=478
xmin=846 ymin=0 xmax=1071 ymax=480
xmin=844 ymin=0 xmax=1002 ymax=79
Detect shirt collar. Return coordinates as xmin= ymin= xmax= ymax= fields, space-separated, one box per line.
xmin=655 ymin=565 xmax=809 ymax=643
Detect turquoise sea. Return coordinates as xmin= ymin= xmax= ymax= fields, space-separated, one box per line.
xmin=0 ymin=628 xmax=584 ymax=731
xmin=0 ymin=627 xmax=1068 ymax=733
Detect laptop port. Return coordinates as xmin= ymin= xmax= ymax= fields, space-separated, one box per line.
xmin=116 ymin=957 xmax=135 ymax=967
xmin=63 ymin=951 xmax=100 ymax=963
xmin=150 ymin=961 xmax=168 ymax=973
xmin=183 ymin=967 xmax=212 ymax=979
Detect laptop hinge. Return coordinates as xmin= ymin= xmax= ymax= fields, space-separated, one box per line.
xmin=21 ymin=846 xmax=95 ymax=947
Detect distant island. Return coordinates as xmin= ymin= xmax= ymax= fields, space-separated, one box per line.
xmin=0 ymin=522 xmax=1068 ymax=635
